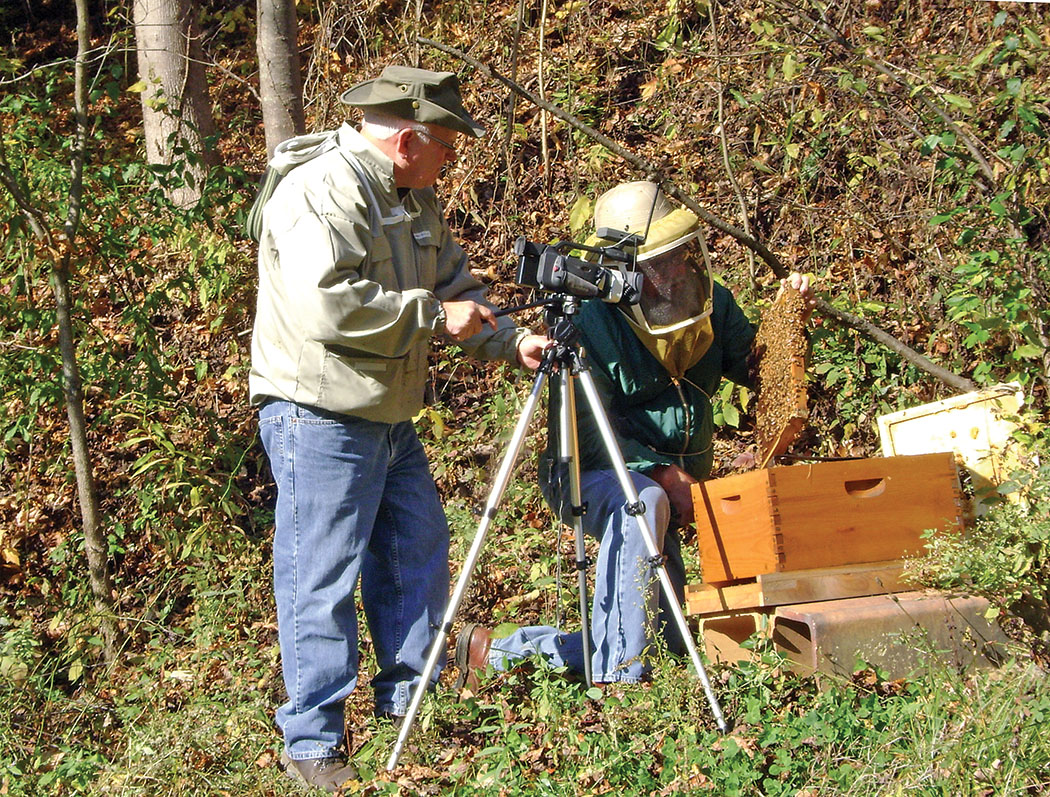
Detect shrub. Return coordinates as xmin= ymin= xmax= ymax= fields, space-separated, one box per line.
xmin=911 ymin=435 xmax=1050 ymax=661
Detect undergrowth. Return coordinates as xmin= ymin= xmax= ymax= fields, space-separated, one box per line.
xmin=912 ymin=439 xmax=1050 ymax=664
xmin=2 ymin=0 xmax=1050 ymax=794
xmin=3 ymin=607 xmax=1048 ymax=795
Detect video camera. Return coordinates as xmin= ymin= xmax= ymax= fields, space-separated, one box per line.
xmin=514 ymin=228 xmax=644 ymax=306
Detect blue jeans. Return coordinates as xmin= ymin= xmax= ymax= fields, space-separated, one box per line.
xmin=489 ymin=469 xmax=685 ymax=682
xmin=258 ymin=400 xmax=449 ymax=760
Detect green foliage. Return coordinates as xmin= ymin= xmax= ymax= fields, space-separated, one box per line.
xmin=809 ymin=320 xmax=923 ymax=449
xmin=344 ymin=646 xmax=1050 ymax=795
xmin=941 ymin=240 xmax=1049 ymax=388
xmin=0 ymin=550 xmax=285 ymax=796
xmin=912 ymin=443 xmax=1050 ymax=648
xmin=0 ymin=619 xmax=40 ymax=689
xmin=1 ymin=49 xmax=259 ymax=547
xmin=0 ymin=615 xmax=109 ymax=796
xmin=0 ymin=44 xmax=264 ymax=796
xmin=711 ymin=380 xmax=750 ymax=429
xmin=709 ymin=5 xmax=1050 ymax=417
xmin=117 ymin=397 xmax=255 ymax=561
xmin=922 ymin=18 xmax=1050 ymax=389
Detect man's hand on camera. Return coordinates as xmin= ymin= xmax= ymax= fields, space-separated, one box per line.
xmin=649 ymin=464 xmax=698 ymax=526
xmin=516 ymin=334 xmax=552 ymax=370
xmin=441 ymin=300 xmax=498 ymax=341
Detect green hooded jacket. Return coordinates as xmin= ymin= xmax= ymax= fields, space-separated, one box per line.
xmin=542 ymin=281 xmax=756 ymax=485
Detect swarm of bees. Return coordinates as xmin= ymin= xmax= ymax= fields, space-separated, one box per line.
xmin=753 ymin=288 xmax=809 ymax=468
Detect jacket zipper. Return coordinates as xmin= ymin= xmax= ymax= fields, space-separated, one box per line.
xmin=671 ymin=376 xmax=691 ymax=466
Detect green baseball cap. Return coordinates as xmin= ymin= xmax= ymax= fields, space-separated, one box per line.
xmin=340 ymin=65 xmax=486 ymax=138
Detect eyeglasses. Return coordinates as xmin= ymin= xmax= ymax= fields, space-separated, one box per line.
xmin=412 ymin=126 xmax=458 ymax=155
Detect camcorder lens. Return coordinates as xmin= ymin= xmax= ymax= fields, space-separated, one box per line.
xmin=513 ymin=236 xmax=641 ymax=305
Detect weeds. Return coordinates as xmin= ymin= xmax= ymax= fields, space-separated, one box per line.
xmin=2 ymin=0 xmax=1050 ymax=794
xmin=912 ymin=440 xmax=1050 ymax=660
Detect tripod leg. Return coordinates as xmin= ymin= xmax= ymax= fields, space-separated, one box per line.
xmin=573 ymin=368 xmax=730 ymax=733
xmin=557 ymin=370 xmax=593 ymax=686
xmin=386 ymin=369 xmax=549 ymax=771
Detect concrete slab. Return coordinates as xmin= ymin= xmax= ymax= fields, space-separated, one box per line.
xmin=771 ymin=591 xmax=1007 ymax=678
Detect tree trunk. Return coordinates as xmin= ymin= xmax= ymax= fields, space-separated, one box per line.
xmin=133 ymin=0 xmax=219 ymax=207
xmin=52 ymin=262 xmax=120 ymax=662
xmin=68 ymin=0 xmax=122 ymax=663
xmin=257 ymin=0 xmax=305 ymax=158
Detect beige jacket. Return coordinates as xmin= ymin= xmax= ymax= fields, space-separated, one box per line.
xmin=249 ymin=124 xmax=525 ymax=423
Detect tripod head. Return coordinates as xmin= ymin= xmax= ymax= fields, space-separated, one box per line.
xmin=516 ymin=294 xmax=586 ymax=376
xmin=490 ymin=292 xmax=589 ymax=380
xmin=494 ymin=293 xmax=583 ymax=351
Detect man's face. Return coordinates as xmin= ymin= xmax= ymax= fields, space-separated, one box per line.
xmin=395 ymin=123 xmax=461 ymax=189
xmin=636 ymin=241 xmax=711 ymax=329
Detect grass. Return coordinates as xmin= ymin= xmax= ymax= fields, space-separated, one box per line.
xmin=3 ymin=371 xmax=1047 ymax=795
xmin=3 ymin=557 xmax=1048 ymax=796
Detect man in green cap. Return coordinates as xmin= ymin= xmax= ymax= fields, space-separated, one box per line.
xmin=456 ymin=181 xmax=814 ymax=689
xmin=250 ymin=65 xmax=549 ymax=791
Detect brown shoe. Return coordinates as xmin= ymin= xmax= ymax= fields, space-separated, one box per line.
xmin=454 ymin=623 xmax=492 ymax=691
xmin=280 ymin=750 xmax=357 ymax=792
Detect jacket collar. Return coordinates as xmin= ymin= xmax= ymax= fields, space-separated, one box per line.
xmin=337 ymin=123 xmax=398 ymax=198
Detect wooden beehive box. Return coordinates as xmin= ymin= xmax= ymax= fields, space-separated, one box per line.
xmin=693 ymin=452 xmax=964 ymax=584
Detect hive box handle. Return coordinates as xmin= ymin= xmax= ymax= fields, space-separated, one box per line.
xmin=844 ymin=477 xmax=886 ymax=498
xmin=720 ymin=495 xmax=744 ymax=514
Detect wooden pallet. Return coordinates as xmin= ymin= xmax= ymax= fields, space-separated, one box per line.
xmin=685 ymin=560 xmax=908 ymax=617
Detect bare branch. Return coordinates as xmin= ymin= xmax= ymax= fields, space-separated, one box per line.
xmin=65 ymin=0 xmax=91 ymax=243
xmin=816 ymin=300 xmax=975 ymax=392
xmin=418 ymin=37 xmax=786 ymax=272
xmin=706 ymin=0 xmax=757 ymax=290
xmin=0 ymin=144 xmax=51 ymax=243
xmin=0 ymin=46 xmax=107 ymax=88
xmin=419 ymin=36 xmax=977 ymax=394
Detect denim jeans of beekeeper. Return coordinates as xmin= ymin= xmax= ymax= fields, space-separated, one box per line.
xmin=258 ymin=399 xmax=449 ymax=760
xmin=488 ymin=468 xmax=686 ymax=682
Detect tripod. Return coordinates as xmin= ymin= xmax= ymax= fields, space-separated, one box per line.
xmin=387 ymin=296 xmax=728 ymax=771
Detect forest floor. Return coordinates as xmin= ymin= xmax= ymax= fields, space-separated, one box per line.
xmin=1 ymin=0 xmax=1049 ymax=793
